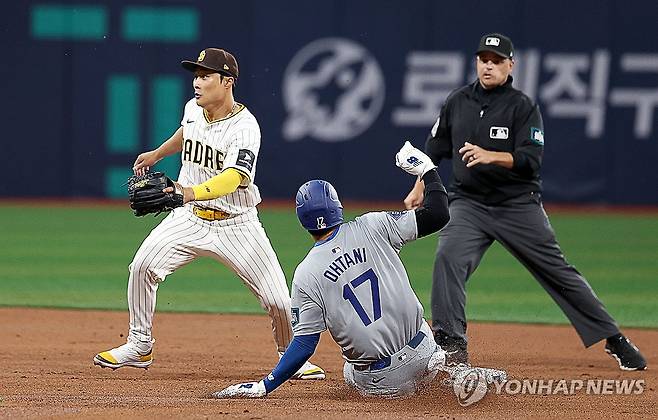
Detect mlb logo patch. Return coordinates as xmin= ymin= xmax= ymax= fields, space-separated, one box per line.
xmin=531 ymin=127 xmax=545 ymax=145
xmin=490 ymin=126 xmax=509 ymax=140
xmin=485 ymin=37 xmax=500 ymax=46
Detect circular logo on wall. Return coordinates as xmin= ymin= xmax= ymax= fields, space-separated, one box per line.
xmin=282 ymin=38 xmax=385 ymax=142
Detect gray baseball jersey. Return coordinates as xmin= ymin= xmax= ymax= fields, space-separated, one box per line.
xmin=291 ymin=210 xmax=424 ymax=365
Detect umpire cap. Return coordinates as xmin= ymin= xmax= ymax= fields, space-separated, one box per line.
xmin=476 ymin=33 xmax=514 ymax=59
xmin=296 ymin=180 xmax=344 ymax=232
xmin=181 ymin=48 xmax=239 ymax=78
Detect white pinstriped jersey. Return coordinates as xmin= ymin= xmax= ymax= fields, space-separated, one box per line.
xmin=177 ymin=98 xmax=261 ymax=215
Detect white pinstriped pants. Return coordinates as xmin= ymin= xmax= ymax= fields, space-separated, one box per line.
xmin=127 ymin=205 xmax=293 ymax=352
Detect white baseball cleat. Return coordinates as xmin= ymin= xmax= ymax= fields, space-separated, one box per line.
xmin=278 ymin=352 xmax=326 ymax=380
xmin=427 ymin=349 xmax=447 ymax=372
xmin=93 ymin=338 xmax=154 ymax=370
xmin=446 ymin=363 xmax=508 ymax=384
xmin=291 ymin=360 xmax=326 ymax=380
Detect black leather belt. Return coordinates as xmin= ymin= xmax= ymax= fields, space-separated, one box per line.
xmin=354 ymin=330 xmax=426 ymax=371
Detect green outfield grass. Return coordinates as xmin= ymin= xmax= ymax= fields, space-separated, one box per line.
xmin=0 ymin=204 xmax=656 ymax=327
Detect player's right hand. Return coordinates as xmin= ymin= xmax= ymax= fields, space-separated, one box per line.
xmin=395 ymin=141 xmax=437 ymax=178
xmin=133 ymin=150 xmax=160 ymax=176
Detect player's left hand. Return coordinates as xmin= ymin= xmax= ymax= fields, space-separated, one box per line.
xmin=127 ymin=171 xmax=184 ymax=217
xmin=396 ymin=141 xmax=437 ymax=177
xmin=459 ymin=142 xmax=495 ymax=167
xmin=210 ymin=380 xmax=267 ymax=399
xmin=163 ymin=182 xmax=195 ymax=204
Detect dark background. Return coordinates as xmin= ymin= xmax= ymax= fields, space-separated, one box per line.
xmin=2 ymin=0 xmax=657 ymax=204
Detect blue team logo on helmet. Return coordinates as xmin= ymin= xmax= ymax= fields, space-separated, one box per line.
xmin=295 ymin=180 xmax=344 ymax=231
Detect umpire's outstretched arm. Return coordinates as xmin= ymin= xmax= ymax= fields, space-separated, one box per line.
xmin=414 ymin=169 xmax=449 ymax=238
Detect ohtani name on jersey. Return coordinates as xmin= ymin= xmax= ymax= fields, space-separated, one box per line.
xmin=182 ymin=139 xmax=225 ymax=170
xmin=323 ymin=248 xmax=367 ymax=282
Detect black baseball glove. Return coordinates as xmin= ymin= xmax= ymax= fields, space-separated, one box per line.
xmin=127 ymin=171 xmax=184 ymax=216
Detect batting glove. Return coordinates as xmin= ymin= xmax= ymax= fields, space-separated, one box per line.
xmin=395 ymin=141 xmax=437 ymax=177
xmin=210 ymin=380 xmax=267 ymax=398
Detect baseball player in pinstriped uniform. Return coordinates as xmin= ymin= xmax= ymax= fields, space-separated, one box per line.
xmin=211 ymin=143 xmax=506 ymax=399
xmin=93 ymin=48 xmax=324 ymax=380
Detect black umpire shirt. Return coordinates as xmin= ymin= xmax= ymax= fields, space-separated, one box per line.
xmin=425 ymin=76 xmax=544 ymax=204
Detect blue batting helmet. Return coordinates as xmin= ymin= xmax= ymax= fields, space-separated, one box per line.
xmin=295 ymin=180 xmax=344 ymax=231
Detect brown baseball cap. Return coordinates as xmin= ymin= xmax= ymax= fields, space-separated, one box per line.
xmin=181 ymin=48 xmax=239 ymax=78
xmin=476 ymin=33 xmax=514 ymax=59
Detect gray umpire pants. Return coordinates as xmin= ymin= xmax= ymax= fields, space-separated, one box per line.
xmin=431 ymin=193 xmax=620 ymax=347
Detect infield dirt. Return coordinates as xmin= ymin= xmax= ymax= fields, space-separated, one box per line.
xmin=1 ymin=308 xmax=655 ymax=419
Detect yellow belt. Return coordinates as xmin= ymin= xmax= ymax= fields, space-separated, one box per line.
xmin=192 ymin=206 xmax=233 ymax=221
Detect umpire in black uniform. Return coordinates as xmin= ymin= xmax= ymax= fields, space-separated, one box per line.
xmin=404 ymin=33 xmax=646 ymax=371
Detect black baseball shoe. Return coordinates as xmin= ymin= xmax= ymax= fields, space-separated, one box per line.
xmin=605 ymin=334 xmax=647 ymax=371
xmin=434 ymin=330 xmax=469 ymax=366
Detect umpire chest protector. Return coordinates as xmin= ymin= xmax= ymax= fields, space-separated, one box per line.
xmin=428 ymin=76 xmax=544 ymax=204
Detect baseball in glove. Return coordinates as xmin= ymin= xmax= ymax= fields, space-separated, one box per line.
xmin=127 ymin=171 xmax=184 ymax=216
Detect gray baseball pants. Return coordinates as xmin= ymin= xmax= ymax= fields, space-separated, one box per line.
xmin=431 ymin=193 xmax=620 ymax=347
xmin=343 ymin=322 xmax=445 ymax=397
